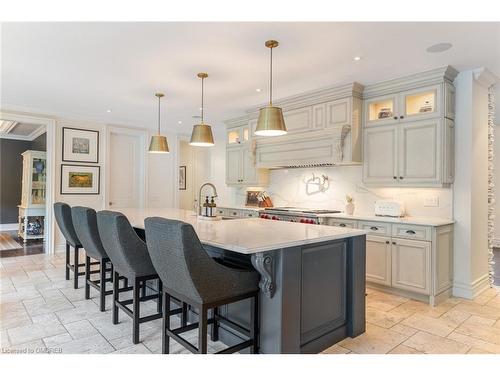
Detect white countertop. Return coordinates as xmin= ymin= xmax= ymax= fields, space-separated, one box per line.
xmin=115 ymin=207 xmax=366 ymax=255
xmin=317 ymin=212 xmax=454 ymax=227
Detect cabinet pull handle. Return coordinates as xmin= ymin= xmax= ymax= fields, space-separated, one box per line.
xmin=370 ymin=226 xmax=378 ymax=231
xmin=400 ymin=115 xmax=404 ymax=119
xmin=393 ymin=116 xmax=398 ymax=120
xmin=392 ymin=241 xmax=396 ymax=245
xmin=393 ymin=176 xmax=397 ymax=179
xmin=339 ymin=223 xmax=346 ymax=227
xmin=406 ymin=230 xmax=416 ymax=235
xmin=386 ymin=241 xmax=390 ymax=244
xmin=399 ymin=176 xmax=403 ymax=179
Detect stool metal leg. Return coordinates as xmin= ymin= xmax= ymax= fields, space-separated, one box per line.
xmin=250 ymin=294 xmax=259 ymax=353
xmin=133 ymin=278 xmax=140 ymax=344
xmin=112 ymin=271 xmax=119 ymax=325
xmin=181 ymin=302 xmax=188 ymax=327
xmin=84 ymin=255 xmax=91 ymax=299
xmin=162 ymin=292 xmax=170 ymax=354
xmin=73 ymin=246 xmax=79 ymax=289
xmin=157 ymin=280 xmax=162 ymax=314
xmin=65 ymin=242 xmax=70 ymax=280
xmin=198 ymin=306 xmax=208 ymax=354
xmin=99 ymin=258 xmax=106 ymax=312
xmin=211 ymin=307 xmax=219 ymax=342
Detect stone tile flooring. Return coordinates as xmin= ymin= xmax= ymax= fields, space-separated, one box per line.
xmin=1 ymin=252 xmax=499 ymax=354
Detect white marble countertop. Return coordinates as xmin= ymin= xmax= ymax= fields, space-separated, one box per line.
xmin=115 ymin=207 xmax=366 ymax=254
xmin=317 ymin=212 xmax=454 ymax=227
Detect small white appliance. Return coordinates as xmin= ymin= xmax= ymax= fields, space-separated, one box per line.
xmin=374 ymin=200 xmax=405 ymax=218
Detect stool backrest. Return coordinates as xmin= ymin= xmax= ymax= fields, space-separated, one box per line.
xmin=71 ymin=206 xmax=107 ymax=260
xmin=96 ymin=210 xmax=155 ymax=278
xmin=145 ymin=217 xmax=221 ymax=304
xmin=53 ymin=202 xmax=81 ymax=248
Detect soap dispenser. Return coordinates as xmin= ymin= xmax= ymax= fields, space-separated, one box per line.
xmin=209 ymin=196 xmax=216 ymax=217
xmin=203 ymin=196 xmax=209 ymax=217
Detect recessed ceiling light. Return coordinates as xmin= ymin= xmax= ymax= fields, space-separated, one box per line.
xmin=199 ymin=107 xmax=203 ymax=111
xmin=178 ymin=121 xmax=182 ymax=125
xmin=426 ymin=43 xmax=453 ymax=53
xmin=256 ymin=88 xmax=262 ymax=92
xmin=353 ymin=56 xmax=361 ymax=61
xmin=106 ymin=109 xmax=112 ymax=113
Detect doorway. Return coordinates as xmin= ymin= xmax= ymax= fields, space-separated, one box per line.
xmin=0 ymin=113 xmax=56 ymax=256
xmin=177 ymin=137 xmax=211 ymax=210
xmin=106 ymin=126 xmax=147 ymax=209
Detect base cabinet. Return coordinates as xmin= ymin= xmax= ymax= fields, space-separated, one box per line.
xmin=391 ymin=238 xmax=431 ymax=295
xmin=366 ymin=235 xmax=392 ymax=286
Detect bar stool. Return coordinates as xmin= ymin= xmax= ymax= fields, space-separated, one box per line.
xmin=96 ymin=210 xmax=169 ymax=344
xmin=54 ymin=202 xmax=87 ymax=289
xmin=145 ymin=217 xmax=260 ymax=354
xmin=71 ymin=206 xmax=115 ymax=312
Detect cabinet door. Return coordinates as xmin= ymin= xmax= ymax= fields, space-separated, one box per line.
xmin=443 ymin=118 xmax=454 ymax=184
xmin=366 ymin=235 xmax=392 ymax=286
xmin=391 ymin=238 xmax=431 ymax=295
xmin=312 ymin=104 xmax=325 ymax=129
xmin=227 ymin=125 xmax=250 ymax=145
xmin=364 ymin=94 xmax=399 ymax=126
xmin=241 ymin=147 xmax=257 ymax=184
xmin=226 ymin=148 xmax=242 ymax=184
xmin=398 ymin=119 xmax=441 ymax=185
xmin=326 ymin=98 xmax=351 ymax=128
xmin=363 ymin=125 xmax=398 ymax=184
xmin=400 ymin=84 xmax=442 ymax=122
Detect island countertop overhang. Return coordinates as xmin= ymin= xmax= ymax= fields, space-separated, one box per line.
xmin=115 ymin=207 xmax=366 ymax=254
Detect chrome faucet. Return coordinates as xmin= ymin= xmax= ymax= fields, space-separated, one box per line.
xmin=198 ymin=183 xmax=218 ymax=216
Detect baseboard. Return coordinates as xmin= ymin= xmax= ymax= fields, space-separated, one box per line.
xmin=0 ymin=223 xmax=18 ymax=231
xmin=453 ymin=274 xmax=491 ymax=299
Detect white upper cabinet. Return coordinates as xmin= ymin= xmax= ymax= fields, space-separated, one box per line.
xmin=362 ymin=66 xmax=457 ymax=187
xmin=325 ymin=97 xmax=351 ymax=128
xmin=363 ymin=125 xmax=398 ymax=184
xmin=227 ymin=124 xmax=250 ymax=146
xmin=225 ymin=144 xmax=269 ymax=186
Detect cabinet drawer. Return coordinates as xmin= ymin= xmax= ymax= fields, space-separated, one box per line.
xmin=227 ymin=209 xmax=242 ymax=218
xmin=358 ymin=221 xmax=391 ymax=235
xmin=324 ymin=218 xmax=358 ymax=229
xmin=215 ymin=208 xmax=228 ymax=217
xmin=392 ymin=224 xmax=431 ymax=241
xmin=243 ymin=210 xmax=258 ymax=218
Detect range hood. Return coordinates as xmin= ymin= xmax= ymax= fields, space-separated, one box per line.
xmin=255 ymin=125 xmax=359 ymax=169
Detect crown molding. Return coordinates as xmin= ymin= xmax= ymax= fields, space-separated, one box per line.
xmin=473 ymin=68 xmax=499 ymax=88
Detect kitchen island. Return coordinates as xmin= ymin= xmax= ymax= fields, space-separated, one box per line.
xmin=117 ymin=208 xmax=367 ymax=354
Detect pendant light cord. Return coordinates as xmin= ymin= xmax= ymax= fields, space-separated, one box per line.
xmin=157 ymin=95 xmax=161 ymax=135
xmin=201 ymin=76 xmax=204 ymax=124
xmin=269 ymin=46 xmax=273 ymax=106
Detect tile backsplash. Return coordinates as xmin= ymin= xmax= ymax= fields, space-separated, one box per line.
xmin=221 ymin=166 xmax=453 ymax=219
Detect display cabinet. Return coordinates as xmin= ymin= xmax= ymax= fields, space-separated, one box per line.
xmin=18 ymin=150 xmax=46 ymax=242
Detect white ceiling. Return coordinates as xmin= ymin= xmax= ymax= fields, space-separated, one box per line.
xmin=1 ymin=22 xmax=499 ymax=133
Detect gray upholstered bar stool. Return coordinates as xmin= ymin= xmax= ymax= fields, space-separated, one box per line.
xmin=54 ymin=202 xmax=88 ymax=289
xmin=72 ymin=206 xmax=115 ymax=312
xmin=96 ymin=210 xmax=165 ymax=344
xmin=145 ymin=217 xmax=260 ymax=354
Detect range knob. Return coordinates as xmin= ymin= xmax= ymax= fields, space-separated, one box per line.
xmin=271 ymin=216 xmax=277 ymax=220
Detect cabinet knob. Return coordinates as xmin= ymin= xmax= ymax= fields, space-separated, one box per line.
xmin=399 ymin=176 xmax=403 ymax=180
xmin=400 ymin=115 xmax=404 ymax=119
xmin=393 ymin=176 xmax=397 ymax=179
xmin=386 ymin=241 xmax=390 ymax=244
xmin=392 ymin=241 xmax=396 ymax=245
xmin=339 ymin=223 xmax=346 ymax=227
xmin=406 ymin=230 xmax=416 ymax=235
xmin=393 ymin=116 xmax=398 ymax=120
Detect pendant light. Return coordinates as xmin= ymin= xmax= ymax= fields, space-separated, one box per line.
xmin=189 ymin=73 xmax=215 ymax=147
xmin=255 ymin=40 xmax=287 ymax=136
xmin=148 ymin=92 xmax=169 ymax=153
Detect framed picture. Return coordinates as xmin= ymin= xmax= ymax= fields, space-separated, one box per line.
xmin=62 ymin=127 xmax=99 ymax=163
xmin=179 ymin=166 xmax=186 ymax=190
xmin=60 ymin=164 xmax=100 ymax=195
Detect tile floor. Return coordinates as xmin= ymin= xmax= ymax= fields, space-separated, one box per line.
xmin=1 ymin=252 xmax=499 ymax=354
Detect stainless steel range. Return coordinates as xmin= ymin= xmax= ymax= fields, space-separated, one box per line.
xmin=259 ymin=207 xmax=341 ymax=224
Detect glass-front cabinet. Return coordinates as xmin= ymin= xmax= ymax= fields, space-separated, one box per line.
xmin=365 ymin=84 xmax=447 ymax=126
xmin=227 ymin=124 xmax=250 ymax=145
xmin=18 ymin=150 xmax=46 ymax=242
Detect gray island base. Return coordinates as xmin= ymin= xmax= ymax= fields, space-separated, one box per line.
xmin=204 ymin=235 xmax=366 ymax=354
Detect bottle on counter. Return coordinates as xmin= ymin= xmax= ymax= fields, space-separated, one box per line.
xmin=209 ymin=196 xmax=216 ymax=217
xmin=203 ymin=196 xmax=209 ymax=217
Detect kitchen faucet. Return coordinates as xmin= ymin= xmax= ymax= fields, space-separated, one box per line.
xmin=197 ymin=182 xmax=218 ymax=216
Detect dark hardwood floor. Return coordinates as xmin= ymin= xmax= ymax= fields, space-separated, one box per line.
xmin=0 ymin=231 xmax=45 ymax=258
